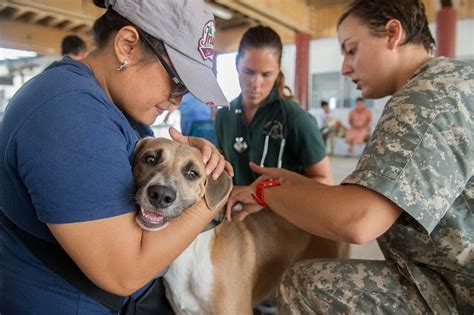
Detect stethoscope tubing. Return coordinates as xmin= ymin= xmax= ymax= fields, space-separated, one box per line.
xmin=235 ymin=99 xmax=288 ymax=168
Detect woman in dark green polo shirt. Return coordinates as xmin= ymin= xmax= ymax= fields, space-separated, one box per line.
xmin=215 ymin=25 xmax=332 ymax=186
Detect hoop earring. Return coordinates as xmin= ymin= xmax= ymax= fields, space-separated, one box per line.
xmin=116 ymin=59 xmax=128 ymax=71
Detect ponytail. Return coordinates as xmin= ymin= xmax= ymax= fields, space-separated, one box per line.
xmin=275 ymin=71 xmax=293 ymax=100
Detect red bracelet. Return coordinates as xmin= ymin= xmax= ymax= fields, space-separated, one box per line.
xmin=251 ymin=178 xmax=281 ymax=207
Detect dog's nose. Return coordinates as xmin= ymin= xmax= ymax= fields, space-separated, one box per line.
xmin=147 ymin=185 xmax=176 ymax=208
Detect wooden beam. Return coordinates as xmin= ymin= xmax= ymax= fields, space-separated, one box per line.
xmin=214 ymin=0 xmax=295 ymax=44
xmin=237 ymin=0 xmax=312 ymax=34
xmin=308 ymin=0 xmax=348 ymax=5
xmin=10 ymin=6 xmax=27 ymax=19
xmin=6 ymin=0 xmax=103 ymax=23
xmin=215 ymin=24 xmax=250 ymax=53
xmin=29 ymin=11 xmax=49 ymax=23
xmin=0 ymin=19 xmax=92 ymax=55
xmin=62 ymin=20 xmax=87 ymax=32
xmin=457 ymin=0 xmax=474 ymax=19
xmin=309 ymin=2 xmax=347 ymax=39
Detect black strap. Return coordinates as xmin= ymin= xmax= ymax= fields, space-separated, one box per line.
xmin=201 ymin=211 xmax=225 ymax=233
xmin=121 ymin=277 xmax=174 ymax=315
xmin=1 ymin=213 xmax=125 ymax=312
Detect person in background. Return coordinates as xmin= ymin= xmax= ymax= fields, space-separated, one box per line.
xmin=179 ymin=93 xmax=217 ymax=144
xmin=61 ymin=35 xmax=87 ymax=60
xmin=345 ymin=96 xmax=372 ymax=156
xmin=226 ymin=0 xmax=473 ymax=313
xmin=318 ymin=100 xmax=338 ymax=155
xmin=180 ymin=93 xmax=212 ymax=136
xmin=215 ymin=25 xmax=333 ymax=186
xmin=0 ymin=0 xmax=232 ymax=313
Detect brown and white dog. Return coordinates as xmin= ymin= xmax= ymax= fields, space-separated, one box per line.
xmin=133 ymin=138 xmax=348 ymax=315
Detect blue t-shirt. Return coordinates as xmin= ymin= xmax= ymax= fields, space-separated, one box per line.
xmin=0 ymin=57 xmax=149 ymax=313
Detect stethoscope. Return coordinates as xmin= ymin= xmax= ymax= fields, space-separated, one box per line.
xmin=233 ymin=99 xmax=288 ymax=168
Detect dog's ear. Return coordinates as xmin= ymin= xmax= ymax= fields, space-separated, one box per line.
xmin=204 ymin=171 xmax=233 ymax=210
xmin=133 ymin=137 xmax=153 ymax=167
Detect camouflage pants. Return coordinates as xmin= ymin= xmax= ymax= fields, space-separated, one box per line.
xmin=277 ymin=259 xmax=432 ymax=315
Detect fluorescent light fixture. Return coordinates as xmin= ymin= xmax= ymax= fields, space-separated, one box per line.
xmin=207 ymin=3 xmax=233 ymax=20
xmin=0 ymin=48 xmax=37 ymax=61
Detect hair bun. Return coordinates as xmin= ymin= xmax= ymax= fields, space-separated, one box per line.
xmin=92 ymin=0 xmax=107 ymax=9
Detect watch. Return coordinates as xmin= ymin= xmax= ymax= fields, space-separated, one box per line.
xmin=251 ymin=178 xmax=281 ymax=207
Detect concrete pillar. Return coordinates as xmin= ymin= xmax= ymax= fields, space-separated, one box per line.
xmin=436 ymin=1 xmax=457 ymax=58
xmin=294 ymin=32 xmax=311 ymax=110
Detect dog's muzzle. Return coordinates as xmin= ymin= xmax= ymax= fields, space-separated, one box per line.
xmin=148 ymin=185 xmax=176 ymax=208
xmin=136 ymin=184 xmax=177 ymax=231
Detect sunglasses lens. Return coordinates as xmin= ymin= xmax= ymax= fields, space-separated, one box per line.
xmin=171 ymin=85 xmax=188 ymax=98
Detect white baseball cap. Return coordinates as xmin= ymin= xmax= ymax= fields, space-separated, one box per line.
xmin=104 ymin=0 xmax=229 ymax=107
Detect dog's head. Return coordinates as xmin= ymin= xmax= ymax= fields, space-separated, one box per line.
xmin=132 ymin=137 xmax=233 ymax=231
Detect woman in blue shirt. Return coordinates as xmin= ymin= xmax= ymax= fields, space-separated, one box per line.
xmin=0 ymin=0 xmax=231 ymax=313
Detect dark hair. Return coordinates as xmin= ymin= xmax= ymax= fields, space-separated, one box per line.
xmin=91 ymin=0 xmax=166 ymax=59
xmin=337 ymin=0 xmax=435 ymax=53
xmin=321 ymin=100 xmax=329 ymax=107
xmin=236 ymin=25 xmax=293 ymax=100
xmin=356 ymin=97 xmax=364 ymax=102
xmin=61 ymin=35 xmax=86 ymax=56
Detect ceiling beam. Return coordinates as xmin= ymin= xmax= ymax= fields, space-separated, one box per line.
xmin=6 ymin=0 xmax=102 ymax=23
xmin=215 ymin=24 xmax=252 ymax=53
xmin=237 ymin=0 xmax=313 ymax=34
xmin=214 ymin=0 xmax=295 ymax=44
xmin=0 ymin=19 xmax=91 ymax=55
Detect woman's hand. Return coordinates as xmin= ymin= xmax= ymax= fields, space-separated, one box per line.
xmin=226 ymin=184 xmax=263 ymax=222
xmin=169 ymin=127 xmax=233 ymax=180
xmin=225 ymin=163 xmax=323 ymax=222
xmin=249 ymin=162 xmax=317 ymax=186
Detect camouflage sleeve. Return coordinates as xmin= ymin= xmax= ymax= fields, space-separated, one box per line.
xmin=342 ymin=88 xmax=473 ymax=234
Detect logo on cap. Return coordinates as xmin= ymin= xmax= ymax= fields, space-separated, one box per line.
xmin=198 ymin=20 xmax=215 ymax=61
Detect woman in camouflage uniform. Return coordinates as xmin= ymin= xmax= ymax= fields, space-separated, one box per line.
xmin=227 ymin=0 xmax=473 ymax=313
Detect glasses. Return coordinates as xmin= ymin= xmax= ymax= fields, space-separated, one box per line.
xmin=141 ymin=34 xmax=188 ymax=98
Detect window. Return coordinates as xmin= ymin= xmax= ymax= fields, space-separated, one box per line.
xmin=311 ymin=72 xmax=374 ymax=109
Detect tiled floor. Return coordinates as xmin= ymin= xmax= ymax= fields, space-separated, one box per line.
xmin=330 ymin=156 xmax=384 ymax=260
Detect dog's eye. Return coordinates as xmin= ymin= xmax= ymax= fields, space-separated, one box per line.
xmin=186 ymin=169 xmax=199 ymax=180
xmin=144 ymin=155 xmax=157 ymax=165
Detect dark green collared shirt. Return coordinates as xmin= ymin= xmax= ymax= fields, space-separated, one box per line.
xmin=215 ymin=88 xmax=326 ymax=185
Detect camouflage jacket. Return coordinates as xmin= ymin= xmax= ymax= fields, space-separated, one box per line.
xmin=343 ymin=57 xmax=473 ymax=314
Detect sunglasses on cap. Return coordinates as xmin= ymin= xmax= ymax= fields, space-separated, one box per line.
xmin=140 ymin=33 xmax=189 ymax=98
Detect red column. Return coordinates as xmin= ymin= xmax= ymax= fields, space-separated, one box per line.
xmin=436 ymin=6 xmax=457 ymax=58
xmin=294 ymin=32 xmax=311 ymax=111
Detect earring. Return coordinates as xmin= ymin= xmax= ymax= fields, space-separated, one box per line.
xmin=116 ymin=59 xmax=128 ymax=71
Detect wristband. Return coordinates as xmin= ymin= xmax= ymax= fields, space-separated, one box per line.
xmin=251 ymin=178 xmax=281 ymax=207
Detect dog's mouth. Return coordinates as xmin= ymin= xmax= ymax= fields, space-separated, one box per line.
xmin=135 ymin=208 xmax=170 ymax=232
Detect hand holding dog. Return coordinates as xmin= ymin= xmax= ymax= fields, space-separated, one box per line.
xmin=249 ymin=162 xmax=319 ymax=187
xmin=226 ymin=163 xmax=322 ymax=222
xmin=169 ymin=127 xmax=234 ymax=180
xmin=226 ymin=184 xmax=263 ymax=222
